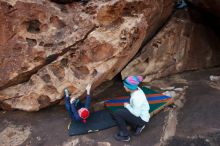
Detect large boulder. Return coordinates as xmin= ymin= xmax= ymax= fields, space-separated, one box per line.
xmin=121 ymin=9 xmax=220 ymax=82
xmin=0 ymin=0 xmax=95 ymax=90
xmin=0 ymin=0 xmax=174 ymax=111
xmin=188 ymin=0 xmax=220 ymax=18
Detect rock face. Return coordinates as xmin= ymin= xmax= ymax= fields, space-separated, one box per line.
xmin=188 ymin=0 xmax=220 ymax=18
xmin=121 ymin=9 xmax=220 ymax=82
xmin=0 ymin=0 xmax=174 ymax=111
xmin=0 ymin=0 xmax=95 ymax=90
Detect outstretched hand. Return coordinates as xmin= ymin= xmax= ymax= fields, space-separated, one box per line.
xmin=86 ymin=84 xmax=92 ymax=95
xmin=70 ymin=97 xmax=76 ymax=104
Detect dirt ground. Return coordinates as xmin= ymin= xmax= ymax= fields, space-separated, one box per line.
xmin=0 ymin=67 xmax=220 ymax=146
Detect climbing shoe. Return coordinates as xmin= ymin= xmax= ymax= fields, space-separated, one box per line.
xmin=133 ymin=125 xmax=145 ymax=136
xmin=64 ymin=88 xmax=69 ymax=97
xmin=114 ymin=133 xmax=130 ymax=142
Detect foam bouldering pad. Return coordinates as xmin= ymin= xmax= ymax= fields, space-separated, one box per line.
xmin=68 ymin=110 xmax=116 ymax=136
xmin=68 ymin=87 xmax=173 ymax=136
xmin=105 ymin=86 xmax=174 ymax=116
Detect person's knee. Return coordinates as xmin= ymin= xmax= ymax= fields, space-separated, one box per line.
xmin=115 ymin=108 xmax=128 ymax=117
xmin=111 ymin=110 xmax=122 ymax=119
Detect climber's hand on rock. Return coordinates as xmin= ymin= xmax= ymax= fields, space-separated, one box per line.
xmin=86 ymin=84 xmax=92 ymax=95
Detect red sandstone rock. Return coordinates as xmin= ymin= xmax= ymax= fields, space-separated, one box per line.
xmin=121 ymin=10 xmax=220 ymax=82
xmin=0 ymin=0 xmax=95 ymax=90
xmin=0 ymin=0 xmax=174 ymax=111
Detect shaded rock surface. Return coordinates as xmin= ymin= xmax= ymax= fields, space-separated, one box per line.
xmin=122 ymin=9 xmax=220 ymax=82
xmin=188 ymin=0 xmax=220 ymax=18
xmin=51 ymin=0 xmax=76 ymax=4
xmin=0 ymin=0 xmax=174 ymax=111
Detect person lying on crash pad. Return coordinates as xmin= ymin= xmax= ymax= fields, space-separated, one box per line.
xmin=64 ymin=84 xmax=91 ymax=123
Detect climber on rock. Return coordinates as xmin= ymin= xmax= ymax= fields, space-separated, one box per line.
xmin=64 ymin=84 xmax=92 ymax=123
xmin=51 ymin=0 xmax=89 ymax=5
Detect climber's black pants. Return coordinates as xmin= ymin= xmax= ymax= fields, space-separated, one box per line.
xmin=111 ymin=108 xmax=146 ymax=136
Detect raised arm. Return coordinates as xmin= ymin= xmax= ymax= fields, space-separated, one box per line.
xmin=84 ymin=84 xmax=92 ymax=109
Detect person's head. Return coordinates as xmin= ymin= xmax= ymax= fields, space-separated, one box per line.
xmin=123 ymin=75 xmax=143 ymax=92
xmin=78 ymin=108 xmax=90 ymax=123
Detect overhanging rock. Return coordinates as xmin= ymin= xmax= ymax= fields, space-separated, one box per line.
xmin=0 ymin=0 xmax=174 ymax=111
